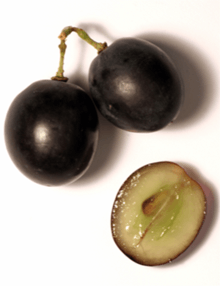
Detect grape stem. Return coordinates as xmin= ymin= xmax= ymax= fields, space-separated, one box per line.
xmin=51 ymin=26 xmax=108 ymax=82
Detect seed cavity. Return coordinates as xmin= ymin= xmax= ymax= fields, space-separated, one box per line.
xmin=142 ymin=189 xmax=170 ymax=216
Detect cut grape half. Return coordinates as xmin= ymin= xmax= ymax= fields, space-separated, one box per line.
xmin=111 ymin=162 xmax=206 ymax=266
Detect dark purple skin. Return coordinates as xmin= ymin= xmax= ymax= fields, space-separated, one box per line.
xmin=89 ymin=38 xmax=183 ymax=132
xmin=4 ymin=80 xmax=99 ymax=186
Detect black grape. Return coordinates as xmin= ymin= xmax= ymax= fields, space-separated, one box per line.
xmin=4 ymin=80 xmax=99 ymax=186
xmin=89 ymin=37 xmax=183 ymax=132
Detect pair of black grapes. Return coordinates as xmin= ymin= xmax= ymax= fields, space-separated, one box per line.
xmin=4 ymin=26 xmax=183 ymax=186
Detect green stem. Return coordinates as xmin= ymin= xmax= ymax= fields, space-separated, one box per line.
xmin=51 ymin=26 xmax=108 ymax=82
xmin=51 ymin=40 xmax=68 ymax=82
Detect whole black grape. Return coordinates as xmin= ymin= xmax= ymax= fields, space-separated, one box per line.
xmin=89 ymin=37 xmax=183 ymax=132
xmin=4 ymin=80 xmax=99 ymax=186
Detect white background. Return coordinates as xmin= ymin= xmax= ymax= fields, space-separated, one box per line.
xmin=0 ymin=1 xmax=220 ymax=285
